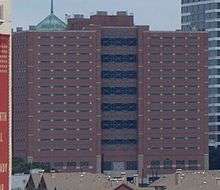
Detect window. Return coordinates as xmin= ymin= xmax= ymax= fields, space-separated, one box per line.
xmin=176 ymin=160 xmax=185 ymax=169
xmin=103 ymin=161 xmax=112 ymax=171
xmin=102 ymin=139 xmax=137 ymax=145
xmin=101 ymin=38 xmax=138 ymax=46
xmin=102 ymin=87 xmax=137 ymax=95
xmin=101 ymin=54 xmax=137 ymax=63
xmin=102 ymin=71 xmax=137 ymax=79
xmin=126 ymin=161 xmax=138 ymax=170
xmin=188 ymin=160 xmax=198 ymax=170
xmin=54 ymin=162 xmax=63 ymax=167
xmin=102 ymin=120 xmax=137 ymax=129
xmin=80 ymin=161 xmax=89 ymax=167
xmin=164 ymin=159 xmax=172 ymax=169
xmin=102 ymin=103 xmax=137 ymax=112
xmin=151 ymin=160 xmax=160 ymax=169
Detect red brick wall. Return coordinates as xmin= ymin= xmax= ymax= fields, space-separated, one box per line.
xmin=138 ymin=31 xmax=209 ymax=176
xmin=0 ymin=34 xmax=10 ymax=190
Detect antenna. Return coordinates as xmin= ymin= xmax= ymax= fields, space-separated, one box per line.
xmin=51 ymin=0 xmax=54 ymax=14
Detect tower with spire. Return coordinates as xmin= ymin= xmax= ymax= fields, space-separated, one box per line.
xmin=51 ymin=0 xmax=54 ymax=14
xmin=36 ymin=0 xmax=66 ymax=31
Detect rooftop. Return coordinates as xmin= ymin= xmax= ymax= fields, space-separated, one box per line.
xmin=35 ymin=0 xmax=66 ymax=31
xmin=150 ymin=170 xmax=220 ymax=190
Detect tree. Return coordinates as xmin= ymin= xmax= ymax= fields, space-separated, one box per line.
xmin=12 ymin=157 xmax=51 ymax=174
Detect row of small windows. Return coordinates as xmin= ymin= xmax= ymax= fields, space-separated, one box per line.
xmin=102 ymin=87 xmax=137 ymax=95
xmin=38 ymin=110 xmax=92 ymax=113
xmin=209 ymin=41 xmax=220 ymax=48
xmin=38 ymin=118 xmax=93 ymax=122
xmin=182 ymin=0 xmax=207 ymax=4
xmin=34 ymin=161 xmax=90 ymax=168
xmin=209 ymin=126 xmax=220 ymax=132
xmin=148 ymin=92 xmax=199 ymax=95
xmin=181 ymin=23 xmax=203 ymax=32
xmin=37 ymin=77 xmax=93 ymax=80
xmin=38 ymin=60 xmax=92 ymax=64
xmin=182 ymin=3 xmax=220 ymax=13
xmin=38 ymin=93 xmax=93 ymax=97
xmin=39 ymin=148 xmax=92 ymax=152
xmin=209 ymin=97 xmax=220 ymax=104
xmin=38 ymin=35 xmax=93 ymax=39
xmin=39 ymin=85 xmax=92 ymax=89
xmin=39 ymin=127 xmax=91 ymax=131
xmin=148 ymin=109 xmax=199 ymax=112
xmin=147 ymin=117 xmax=198 ymax=121
xmin=209 ymin=106 xmax=220 ymax=113
xmin=37 ymin=53 xmax=93 ymax=57
xmin=206 ymin=3 xmax=220 ymax=10
xmin=101 ymin=54 xmax=137 ymax=63
xmin=134 ymin=126 xmax=199 ymax=131
xmin=209 ymin=78 xmax=220 ymax=85
xmin=209 ymin=88 xmax=220 ymax=94
xmin=181 ymin=4 xmax=206 ymax=14
xmin=103 ymin=161 xmax=137 ymax=171
xmin=209 ymin=59 xmax=220 ymax=66
xmin=209 ymin=50 xmax=220 ymax=57
xmin=182 ymin=14 xmax=205 ymax=23
xmin=39 ymin=138 xmax=92 ymax=142
xmin=101 ymin=120 xmax=137 ymax=129
xmin=209 ymin=134 xmax=220 ymax=142
xmin=208 ymin=69 xmax=220 ymax=75
xmin=206 ymin=12 xmax=220 ymax=20
xmin=206 ymin=21 xmax=220 ymax=29
xmin=38 ymin=69 xmax=92 ymax=72
xmin=102 ymin=103 xmax=137 ymax=112
xmin=149 ymin=84 xmax=198 ymax=87
xmin=150 ymin=160 xmax=198 ymax=170
xmin=101 ymin=38 xmax=138 ymax=46
xmin=38 ymin=44 xmax=92 ymax=48
xmin=181 ymin=23 xmax=205 ymax=31
xmin=209 ymin=116 xmax=220 ymax=122
xmin=102 ymin=139 xmax=137 ymax=145
xmin=148 ymin=76 xmax=199 ymax=80
xmin=39 ymin=102 xmax=91 ymax=105
xmin=102 ymin=71 xmax=137 ymax=79
xmin=150 ymin=136 xmax=198 ymax=140
xmin=103 ymin=160 xmax=198 ymax=171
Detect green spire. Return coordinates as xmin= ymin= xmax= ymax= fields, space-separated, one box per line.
xmin=36 ymin=0 xmax=66 ymax=32
xmin=51 ymin=0 xmax=54 ymax=14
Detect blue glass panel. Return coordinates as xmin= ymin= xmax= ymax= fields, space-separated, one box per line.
xmin=102 ymin=87 xmax=137 ymax=95
xmin=102 ymin=120 xmax=137 ymax=129
xmin=102 ymin=71 xmax=137 ymax=79
xmin=101 ymin=54 xmax=137 ymax=63
xmin=101 ymin=38 xmax=138 ymax=46
xmin=102 ymin=103 xmax=137 ymax=111
xmin=102 ymin=139 xmax=137 ymax=145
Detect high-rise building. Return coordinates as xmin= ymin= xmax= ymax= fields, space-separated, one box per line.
xmin=181 ymin=0 xmax=220 ymax=169
xmin=13 ymin=2 xmax=208 ymax=181
xmin=0 ymin=0 xmax=11 ymax=189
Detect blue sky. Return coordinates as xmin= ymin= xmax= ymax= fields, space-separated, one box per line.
xmin=12 ymin=0 xmax=181 ymax=30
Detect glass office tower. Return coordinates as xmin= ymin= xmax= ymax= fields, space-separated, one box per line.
xmin=181 ymin=0 xmax=220 ymax=169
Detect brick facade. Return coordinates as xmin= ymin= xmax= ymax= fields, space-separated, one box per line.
xmin=13 ymin=12 xmax=208 ymax=179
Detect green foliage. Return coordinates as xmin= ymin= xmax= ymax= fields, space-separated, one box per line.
xmin=12 ymin=157 xmax=51 ymax=174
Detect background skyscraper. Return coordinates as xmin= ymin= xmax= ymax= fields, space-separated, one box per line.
xmin=181 ymin=0 xmax=220 ymax=169
xmin=0 ymin=0 xmax=11 ymax=189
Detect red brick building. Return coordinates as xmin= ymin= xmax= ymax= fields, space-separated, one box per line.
xmin=0 ymin=0 xmax=11 ymax=189
xmin=137 ymin=31 xmax=209 ymax=180
xmin=12 ymin=9 xmax=209 ymax=181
